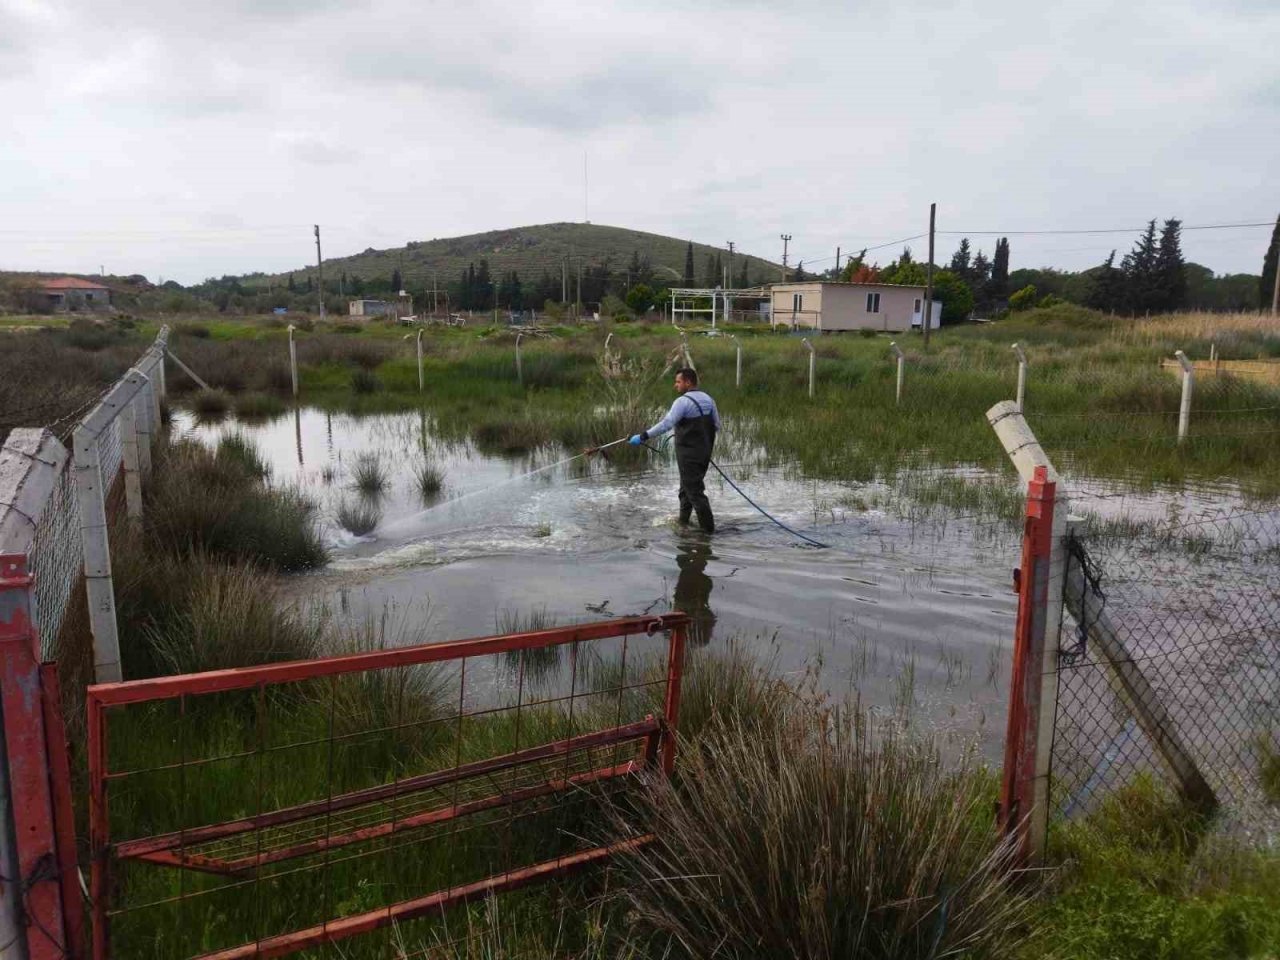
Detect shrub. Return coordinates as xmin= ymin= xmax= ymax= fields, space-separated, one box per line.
xmin=176 ymin=323 xmax=211 ymax=339
xmin=350 ymin=452 xmax=389 ymax=494
xmin=191 ymin=388 xmax=231 ymax=416
xmin=336 ymin=497 xmax=382 ymax=536
xmin=1009 ymin=284 xmax=1039 ymax=312
xmin=234 ymin=392 xmax=287 ymax=419
xmin=351 ymin=369 xmax=382 ymax=394
xmin=615 ymin=707 xmax=1028 ymax=960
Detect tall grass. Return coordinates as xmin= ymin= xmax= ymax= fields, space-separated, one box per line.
xmin=191 ymin=387 xmax=231 ymax=416
xmin=614 ymin=705 xmax=1029 ymax=959
xmin=350 ymin=452 xmax=390 ymax=494
xmin=215 ymin=431 xmax=270 ymax=480
xmin=412 ymin=459 xmax=446 ymax=499
xmin=336 ymin=497 xmax=382 ymax=536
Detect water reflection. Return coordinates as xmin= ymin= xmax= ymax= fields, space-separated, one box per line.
xmin=673 ymin=536 xmax=717 ymax=647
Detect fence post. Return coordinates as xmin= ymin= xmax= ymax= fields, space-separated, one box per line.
xmin=679 ymin=333 xmax=694 ymax=371
xmin=1175 ymin=350 xmax=1193 ymax=443
xmin=890 ymin=341 xmax=905 ymax=405
xmin=288 ymin=325 xmax=299 ymax=398
xmin=119 ymin=396 xmax=143 ymax=520
xmin=731 ymin=335 xmax=742 ymax=388
xmin=416 ymin=329 xmax=424 ymax=393
xmin=802 ymin=338 xmax=815 ymax=398
xmin=74 ymin=370 xmax=149 ymax=684
xmin=986 ymin=401 xmax=1070 ymax=863
xmin=1012 ymin=342 xmax=1028 ymax=412
xmin=662 ymin=622 xmax=687 ymax=776
xmin=133 ymin=389 xmax=152 ymax=479
xmin=515 ymin=332 xmax=524 ymax=385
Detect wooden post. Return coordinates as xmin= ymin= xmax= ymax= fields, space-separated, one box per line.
xmin=890 ymin=341 xmax=905 ymax=405
xmin=922 ymin=202 xmax=935 ymax=346
xmin=1012 ymin=342 xmax=1028 ymax=412
xmin=515 ymin=333 xmax=523 ymax=385
xmin=1175 ymin=350 xmax=1193 ymax=443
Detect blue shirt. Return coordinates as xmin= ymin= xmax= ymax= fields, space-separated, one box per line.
xmin=644 ymin=390 xmax=722 ymax=439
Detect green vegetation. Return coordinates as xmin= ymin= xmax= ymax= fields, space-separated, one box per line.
xmin=191 ymin=387 xmax=231 ymax=416
xmin=336 ymin=496 xmax=382 ymax=536
xmin=233 ymin=391 xmax=287 ymax=419
xmin=350 ymin=451 xmax=390 ymax=494
xmin=1024 ymin=777 xmax=1280 ymax=960
xmin=412 ymin=459 xmax=445 ymax=500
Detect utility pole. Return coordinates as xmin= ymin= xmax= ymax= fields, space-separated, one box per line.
xmin=780 ymin=234 xmax=792 ymax=282
xmin=314 ymin=224 xmax=325 ymax=320
xmin=576 ymin=259 xmax=582 ymax=318
xmin=835 ymin=246 xmax=841 ymax=277
xmin=923 ymin=204 xmax=935 ymax=347
xmin=432 ymin=273 xmax=439 ymax=315
xmin=727 ymin=241 xmax=735 ymax=288
xmin=1273 ymin=244 xmax=1280 ymax=315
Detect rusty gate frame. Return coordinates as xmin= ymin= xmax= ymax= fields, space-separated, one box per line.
xmin=87 ymin=612 xmax=690 ymax=959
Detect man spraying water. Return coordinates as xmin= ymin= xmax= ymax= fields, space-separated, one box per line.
xmin=630 ymin=367 xmax=721 ymax=533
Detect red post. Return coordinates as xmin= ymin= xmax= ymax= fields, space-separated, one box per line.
xmin=0 ymin=555 xmax=69 ymax=960
xmin=998 ymin=466 xmax=1056 ymax=863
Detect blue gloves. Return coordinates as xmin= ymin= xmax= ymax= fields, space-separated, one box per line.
xmin=628 ymin=434 xmax=644 ymax=446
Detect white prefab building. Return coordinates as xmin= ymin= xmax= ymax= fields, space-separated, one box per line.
xmin=349 ymin=299 xmax=393 ymax=317
xmin=769 ymin=282 xmax=941 ymax=333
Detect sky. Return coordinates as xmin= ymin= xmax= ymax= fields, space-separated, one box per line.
xmin=1 ymin=0 xmax=1276 ymax=285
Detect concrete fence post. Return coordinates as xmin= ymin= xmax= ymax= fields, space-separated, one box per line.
xmin=1175 ymin=350 xmax=1193 ymax=443
xmin=416 ymin=329 xmax=424 ymax=393
xmin=119 ymin=397 xmax=143 ymax=521
xmin=133 ymin=389 xmax=152 ymax=479
xmin=802 ymin=337 xmax=815 ymax=399
xmin=515 ymin=333 xmax=524 ymax=385
xmin=73 ymin=370 xmax=149 ymax=684
xmin=890 ymin=341 xmax=905 ymax=406
xmin=986 ymin=401 xmax=1070 ymax=863
xmin=731 ymin=335 xmax=742 ymax=388
xmin=288 ymin=325 xmax=299 ymax=398
xmin=1012 ymin=342 xmax=1028 ymax=412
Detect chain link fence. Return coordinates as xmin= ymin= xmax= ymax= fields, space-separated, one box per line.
xmin=1049 ymin=492 xmax=1280 ymax=835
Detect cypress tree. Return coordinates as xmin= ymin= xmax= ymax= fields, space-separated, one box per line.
xmin=949 ymin=238 xmax=972 ymax=278
xmin=287 ymin=274 xmax=296 ymax=293
xmin=1121 ymin=220 xmax=1159 ymax=314
xmin=683 ymin=242 xmax=695 ymax=284
xmin=1262 ymin=215 xmax=1280 ymax=312
xmin=991 ymin=238 xmax=1010 ymax=300
xmin=1155 ymin=219 xmax=1186 ymax=312
xmin=391 ymin=268 xmax=402 ymax=294
xmin=1086 ymin=250 xmax=1125 ymax=312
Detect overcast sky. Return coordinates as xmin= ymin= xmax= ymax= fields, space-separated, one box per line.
xmin=1 ymin=0 xmax=1276 ymax=285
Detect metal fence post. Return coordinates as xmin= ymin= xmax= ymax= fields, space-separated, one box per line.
xmin=1175 ymin=350 xmax=1193 ymax=443
xmin=986 ymin=401 xmax=1070 ymax=862
xmin=890 ymin=341 xmax=905 ymax=405
xmin=288 ymin=325 xmax=299 ymax=398
xmin=1012 ymin=342 xmax=1028 ymax=412
xmin=0 ymin=555 xmax=71 ymax=960
xmin=731 ymin=335 xmax=742 ymax=388
xmin=802 ymin=338 xmax=815 ymax=398
xmin=416 ymin=329 xmax=425 ymax=393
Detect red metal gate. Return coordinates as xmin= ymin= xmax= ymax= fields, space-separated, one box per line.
xmin=87 ymin=612 xmax=689 ymax=958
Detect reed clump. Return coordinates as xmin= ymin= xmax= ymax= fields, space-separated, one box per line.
xmin=336 ymin=497 xmax=382 ymax=536
xmin=350 ymin=452 xmax=390 ymax=494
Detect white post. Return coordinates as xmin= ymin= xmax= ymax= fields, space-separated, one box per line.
xmin=416 ymin=329 xmax=424 ymax=393
xmin=604 ymin=332 xmax=614 ymax=353
xmin=288 ymin=325 xmax=299 ymax=398
xmin=73 ymin=370 xmax=149 ymax=683
xmin=515 ymin=333 xmax=524 ymax=385
xmin=890 ymin=341 xmax=905 ymax=405
xmin=731 ymin=335 xmax=742 ymax=388
xmin=1175 ymin=350 xmax=1193 ymax=444
xmin=119 ymin=398 xmax=142 ymax=520
xmin=680 ymin=333 xmax=694 ymax=371
xmin=1012 ymin=342 xmax=1028 ymax=412
xmin=133 ymin=390 xmax=152 ymax=479
xmin=802 ymin=337 xmax=815 ymax=399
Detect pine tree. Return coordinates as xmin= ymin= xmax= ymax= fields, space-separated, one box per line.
xmin=475 ymin=259 xmax=492 ymax=310
xmin=703 ymin=253 xmax=717 ymax=287
xmin=793 ymin=261 xmax=808 ymax=282
xmin=683 ymin=242 xmax=695 ymax=284
xmin=970 ymin=251 xmax=991 ymax=307
xmin=1261 ymin=215 xmax=1280 ymax=312
xmin=287 ymin=274 xmax=296 ymax=293
xmin=990 ymin=238 xmax=1010 ymax=301
xmin=1120 ymin=220 xmax=1159 ymax=314
xmin=949 ymin=238 xmax=972 ymax=278
xmin=737 ymin=258 xmax=751 ymax=287
xmin=391 ymin=268 xmax=402 ymax=294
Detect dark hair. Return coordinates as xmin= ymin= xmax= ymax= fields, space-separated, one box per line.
xmin=676 ymin=367 xmax=699 ymax=385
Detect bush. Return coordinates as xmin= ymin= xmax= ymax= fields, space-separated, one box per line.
xmin=1009 ymin=284 xmax=1039 ymax=312
xmin=234 ymin=392 xmax=287 ymax=419
xmin=191 ymin=388 xmax=231 ymax=415
xmin=350 ymin=369 xmax=382 ymax=394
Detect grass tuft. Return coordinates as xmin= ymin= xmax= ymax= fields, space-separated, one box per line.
xmin=350 ymin=369 xmax=382 ymax=394
xmin=191 ymin=387 xmax=231 ymax=416
xmin=350 ymin=452 xmax=389 ymax=494
xmin=234 ymin=392 xmax=287 ymax=419
xmin=412 ymin=459 xmax=445 ymax=500
xmin=215 ymin=431 xmax=270 ymax=480
xmin=336 ymin=497 xmax=382 ymax=536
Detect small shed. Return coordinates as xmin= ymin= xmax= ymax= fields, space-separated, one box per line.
xmin=40 ymin=277 xmax=112 ymax=312
xmin=349 ymin=300 xmax=392 ymax=317
xmin=770 ymin=282 xmax=940 ymax=333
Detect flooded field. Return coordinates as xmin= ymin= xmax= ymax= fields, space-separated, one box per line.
xmin=175 ymin=405 xmax=1279 ymax=768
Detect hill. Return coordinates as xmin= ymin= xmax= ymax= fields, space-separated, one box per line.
xmin=259 ymin=222 xmax=782 ymax=292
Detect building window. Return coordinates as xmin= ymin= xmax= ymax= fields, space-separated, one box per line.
xmin=913 ymin=297 xmax=921 ymax=312
xmin=792 ymin=293 xmax=803 ymax=313
xmin=866 ymin=292 xmax=880 ymax=313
